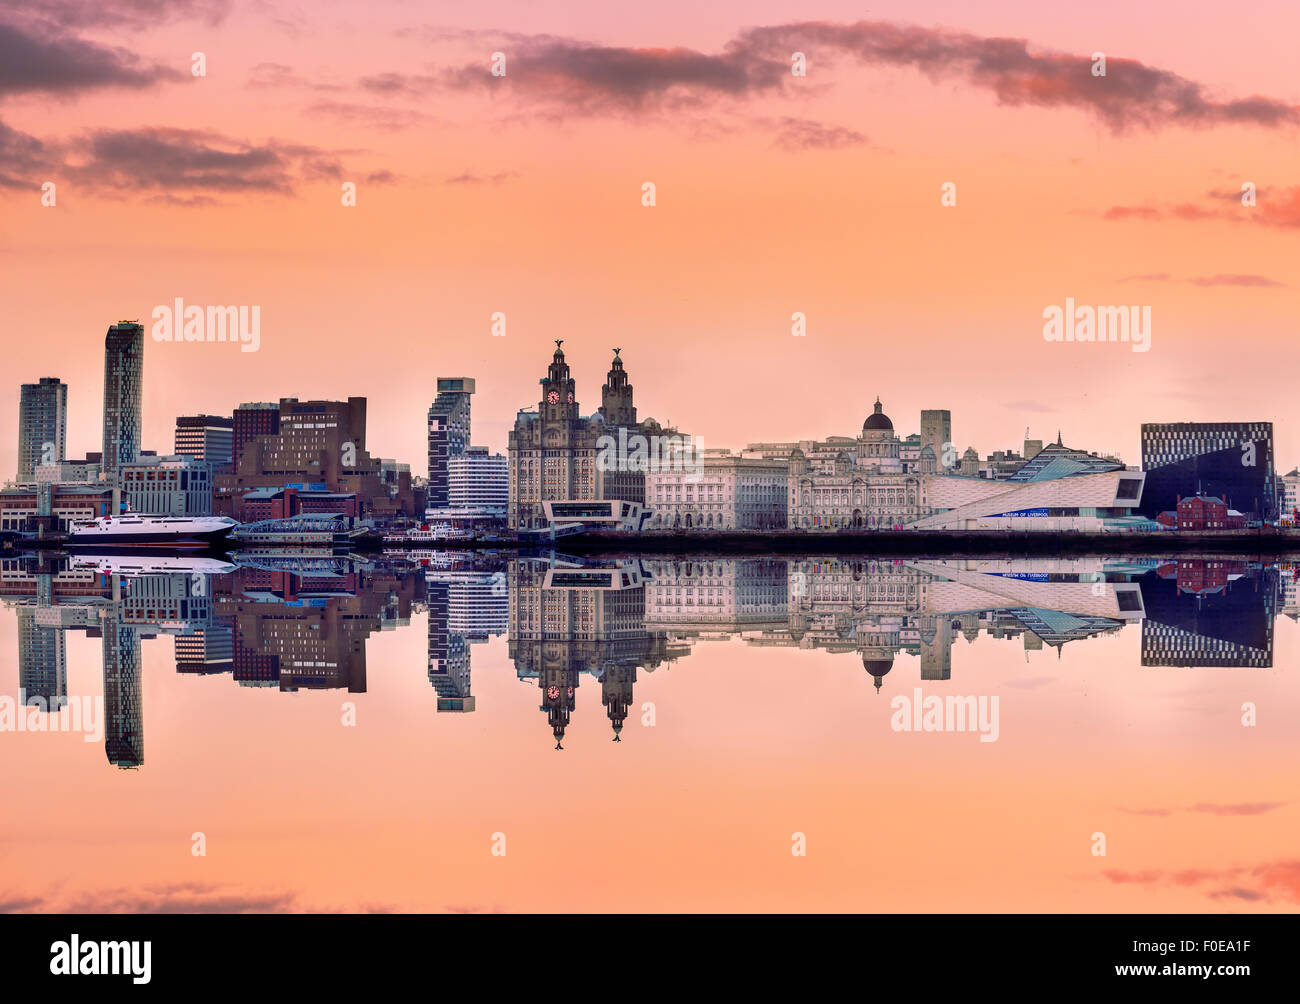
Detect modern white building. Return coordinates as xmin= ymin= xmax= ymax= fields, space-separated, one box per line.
xmin=425 ymin=446 xmax=507 ymax=524
xmin=448 ymin=447 xmax=507 ymax=512
xmin=909 ymin=469 xmax=1147 ymax=531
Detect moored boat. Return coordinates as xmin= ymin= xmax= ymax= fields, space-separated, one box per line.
xmin=68 ymin=514 xmax=238 ymax=548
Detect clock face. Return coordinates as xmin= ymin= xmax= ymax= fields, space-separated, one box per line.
xmin=547 ymin=390 xmax=559 ymax=404
xmin=547 ymin=686 xmax=560 ymax=700
xmin=567 ymin=393 xmax=574 ymax=403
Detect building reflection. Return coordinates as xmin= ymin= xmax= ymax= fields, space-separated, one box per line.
xmin=2 ymin=551 xmax=1290 ymax=762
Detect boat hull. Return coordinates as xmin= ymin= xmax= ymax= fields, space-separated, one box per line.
xmin=67 ymin=526 xmax=235 ymax=549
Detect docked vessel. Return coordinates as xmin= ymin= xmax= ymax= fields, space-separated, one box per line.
xmin=68 ymin=553 xmax=238 ymax=576
xmin=67 ymin=514 xmax=238 ymax=548
xmin=383 ymin=524 xmax=475 ymax=544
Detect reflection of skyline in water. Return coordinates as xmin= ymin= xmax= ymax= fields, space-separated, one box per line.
xmin=2 ymin=552 xmax=1293 ymax=764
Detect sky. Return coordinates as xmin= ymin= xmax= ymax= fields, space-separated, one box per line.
xmin=3 ymin=0 xmax=1299 ymax=475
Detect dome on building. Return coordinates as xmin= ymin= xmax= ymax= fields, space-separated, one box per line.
xmin=862 ymin=652 xmax=894 ymax=693
xmin=862 ymin=397 xmax=893 ymax=433
xmin=862 ymin=654 xmax=894 ymax=676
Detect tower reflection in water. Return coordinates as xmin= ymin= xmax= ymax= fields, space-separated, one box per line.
xmin=1 ymin=551 xmax=1290 ymax=764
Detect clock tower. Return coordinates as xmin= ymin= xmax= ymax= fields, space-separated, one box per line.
xmin=540 ymin=340 xmax=579 ymax=430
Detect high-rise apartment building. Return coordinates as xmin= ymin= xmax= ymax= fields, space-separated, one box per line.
xmin=447 ymin=447 xmax=508 ymax=514
xmin=427 ymin=378 xmax=475 ymax=508
xmin=102 ymin=322 xmax=144 ymax=480
xmin=17 ymin=377 xmax=67 ymax=483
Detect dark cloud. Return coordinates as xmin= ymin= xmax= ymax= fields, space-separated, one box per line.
xmin=1208 ymin=887 xmax=1265 ymax=901
xmin=438 ymin=20 xmax=1300 ymax=133
xmin=0 ymin=118 xmax=55 ymax=187
xmin=15 ymin=1 xmax=231 ymax=30
xmin=444 ymin=35 xmax=787 ymax=114
xmin=0 ymin=16 xmax=182 ymax=96
xmin=739 ymin=21 xmax=1300 ymax=132
xmin=0 ymin=895 xmax=46 ymax=912
xmin=67 ymin=126 xmax=342 ymax=195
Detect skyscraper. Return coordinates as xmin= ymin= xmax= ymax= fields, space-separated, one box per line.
xmin=16 ymin=377 xmax=67 ymax=482
xmin=102 ymin=322 xmax=145 ymax=480
xmin=427 ymin=378 xmax=475 ymax=509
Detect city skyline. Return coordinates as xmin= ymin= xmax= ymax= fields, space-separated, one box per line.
xmin=5 ymin=3 xmax=1300 ymax=486
xmin=6 ymin=329 xmax=1295 ymax=477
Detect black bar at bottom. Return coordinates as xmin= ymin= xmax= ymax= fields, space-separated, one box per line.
xmin=0 ymin=913 xmax=1285 ymax=989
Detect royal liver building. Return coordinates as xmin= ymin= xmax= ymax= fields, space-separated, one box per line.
xmin=508 ymin=343 xmax=668 ymax=530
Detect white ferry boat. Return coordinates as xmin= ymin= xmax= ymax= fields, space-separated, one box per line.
xmin=68 ymin=553 xmax=237 ymax=576
xmin=68 ymin=514 xmax=238 ymax=547
xmin=382 ymin=523 xmax=474 ymax=544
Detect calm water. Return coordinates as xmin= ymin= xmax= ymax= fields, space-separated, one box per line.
xmin=1 ymin=550 xmax=1296 ymax=913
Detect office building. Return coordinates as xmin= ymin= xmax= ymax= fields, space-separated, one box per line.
xmin=215 ymin=397 xmax=415 ymax=519
xmin=645 ymin=451 xmax=788 ymax=530
xmin=120 ymin=454 xmax=215 ymax=515
xmin=174 ymin=415 xmax=233 ymax=467
xmin=1140 ymin=421 xmax=1277 ymax=521
xmin=102 ymin=322 xmax=144 ymax=479
xmin=17 ymin=377 xmax=67 ymax=483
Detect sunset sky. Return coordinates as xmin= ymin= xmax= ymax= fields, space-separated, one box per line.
xmin=3 ymin=0 xmax=1299 ymax=474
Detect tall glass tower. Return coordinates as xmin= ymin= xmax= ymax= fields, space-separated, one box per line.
xmin=102 ymin=322 xmax=144 ymax=479
xmin=17 ymin=376 xmax=67 ymax=482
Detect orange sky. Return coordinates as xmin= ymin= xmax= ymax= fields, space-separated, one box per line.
xmin=3 ymin=1 xmax=1300 ymax=477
